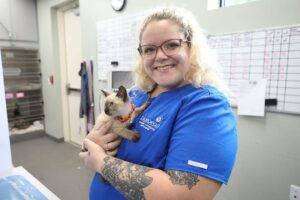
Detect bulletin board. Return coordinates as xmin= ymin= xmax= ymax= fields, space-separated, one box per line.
xmin=208 ymin=25 xmax=300 ymax=114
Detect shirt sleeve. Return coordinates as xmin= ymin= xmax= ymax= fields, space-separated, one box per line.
xmin=164 ymin=90 xmax=238 ymax=184
xmin=128 ymin=87 xmax=148 ymax=107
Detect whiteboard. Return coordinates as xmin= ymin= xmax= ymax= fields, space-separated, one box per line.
xmin=209 ymin=25 xmax=300 ymax=115
xmin=96 ymin=12 xmax=146 ymax=80
xmin=96 ymin=13 xmax=300 ymax=115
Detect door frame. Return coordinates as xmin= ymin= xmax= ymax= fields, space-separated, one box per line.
xmin=56 ymin=1 xmax=80 ymax=143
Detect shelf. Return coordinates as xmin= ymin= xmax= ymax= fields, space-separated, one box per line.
xmin=1 ymin=48 xmax=44 ymax=133
xmin=5 ymin=83 xmax=42 ymax=92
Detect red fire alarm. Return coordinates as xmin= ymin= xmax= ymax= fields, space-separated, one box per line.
xmin=49 ymin=75 xmax=54 ymax=85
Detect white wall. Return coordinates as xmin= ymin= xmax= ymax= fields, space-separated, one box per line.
xmin=0 ymin=50 xmax=12 ymax=171
xmin=36 ymin=0 xmax=74 ymax=139
xmin=37 ymin=0 xmax=300 ymax=199
xmin=0 ymin=0 xmax=38 ymax=48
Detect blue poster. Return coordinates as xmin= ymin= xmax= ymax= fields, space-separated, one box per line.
xmin=0 ymin=175 xmax=48 ymax=200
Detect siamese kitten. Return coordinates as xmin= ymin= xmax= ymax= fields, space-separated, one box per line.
xmin=94 ymin=85 xmax=150 ymax=142
xmin=83 ymin=86 xmax=150 ymax=184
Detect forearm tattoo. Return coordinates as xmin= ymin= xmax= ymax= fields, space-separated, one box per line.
xmin=167 ymin=170 xmax=200 ymax=190
xmin=102 ymin=156 xmax=153 ymax=200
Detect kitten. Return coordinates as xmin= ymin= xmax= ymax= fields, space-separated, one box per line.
xmin=82 ymin=85 xmax=150 ymax=184
xmin=94 ymin=85 xmax=150 ymax=142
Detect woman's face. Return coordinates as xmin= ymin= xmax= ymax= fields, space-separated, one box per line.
xmin=140 ymin=20 xmax=191 ymax=91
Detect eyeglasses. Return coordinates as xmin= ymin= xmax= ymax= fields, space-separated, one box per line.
xmin=138 ymin=39 xmax=190 ymax=60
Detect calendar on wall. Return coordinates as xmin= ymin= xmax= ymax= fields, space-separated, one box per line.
xmin=208 ymin=25 xmax=300 ymax=114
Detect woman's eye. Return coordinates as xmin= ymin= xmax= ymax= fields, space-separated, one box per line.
xmin=165 ymin=42 xmax=180 ymax=49
xmin=143 ymin=47 xmax=155 ymax=54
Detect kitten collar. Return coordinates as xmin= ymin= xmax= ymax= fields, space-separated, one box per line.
xmin=115 ymin=103 xmax=135 ymax=123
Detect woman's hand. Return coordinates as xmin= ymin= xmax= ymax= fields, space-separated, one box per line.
xmin=86 ymin=120 xmax=122 ymax=156
xmin=79 ymin=138 xmax=107 ymax=172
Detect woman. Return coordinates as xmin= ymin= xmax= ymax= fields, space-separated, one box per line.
xmin=79 ymin=6 xmax=238 ymax=200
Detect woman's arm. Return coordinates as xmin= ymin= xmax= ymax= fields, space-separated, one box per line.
xmin=79 ymin=139 xmax=221 ymax=200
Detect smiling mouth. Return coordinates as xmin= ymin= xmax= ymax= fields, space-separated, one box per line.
xmin=154 ymin=64 xmax=175 ymax=71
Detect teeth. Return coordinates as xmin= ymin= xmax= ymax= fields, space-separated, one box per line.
xmin=155 ymin=65 xmax=173 ymax=71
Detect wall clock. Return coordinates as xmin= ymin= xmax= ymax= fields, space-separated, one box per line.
xmin=111 ymin=0 xmax=126 ymax=12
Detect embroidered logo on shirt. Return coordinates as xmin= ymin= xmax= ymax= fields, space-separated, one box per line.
xmin=155 ymin=116 xmax=163 ymax=123
xmin=187 ymin=160 xmax=208 ymax=170
xmin=139 ymin=115 xmax=163 ymax=131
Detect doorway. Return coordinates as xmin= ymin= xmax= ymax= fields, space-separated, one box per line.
xmin=57 ymin=3 xmax=86 ymax=146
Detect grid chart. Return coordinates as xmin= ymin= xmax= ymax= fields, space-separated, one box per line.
xmin=96 ymin=12 xmax=146 ymax=80
xmin=209 ymin=25 xmax=300 ymax=114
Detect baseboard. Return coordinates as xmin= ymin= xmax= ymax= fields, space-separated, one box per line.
xmin=10 ymin=131 xmax=65 ymax=143
xmin=10 ymin=130 xmax=45 ymax=143
xmin=44 ymin=133 xmax=64 ymax=143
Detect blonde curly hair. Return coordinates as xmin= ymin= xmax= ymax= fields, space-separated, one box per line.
xmin=132 ymin=6 xmax=228 ymax=95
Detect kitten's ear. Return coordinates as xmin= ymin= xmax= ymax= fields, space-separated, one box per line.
xmin=100 ymin=89 xmax=110 ymax=97
xmin=116 ymin=86 xmax=128 ymax=102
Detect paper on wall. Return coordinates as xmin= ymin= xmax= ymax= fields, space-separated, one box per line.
xmin=237 ymin=79 xmax=267 ymax=117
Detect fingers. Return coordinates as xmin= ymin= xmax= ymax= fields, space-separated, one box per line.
xmin=79 ymin=150 xmax=89 ymax=159
xmin=79 ymin=139 xmax=109 ymax=172
xmin=105 ymin=138 xmax=121 ymax=151
xmin=106 ymin=148 xmax=118 ymax=156
xmin=79 ymin=151 xmax=90 ymax=165
xmin=83 ymin=138 xmax=92 ymax=149
xmin=101 ymin=132 xmax=120 ymax=145
xmin=87 ymin=120 xmax=116 ymax=142
xmin=96 ymin=120 xmax=114 ymax=132
xmin=82 ymin=138 xmax=103 ymax=153
xmin=104 ymin=138 xmax=121 ymax=156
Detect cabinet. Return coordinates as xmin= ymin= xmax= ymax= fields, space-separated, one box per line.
xmin=1 ymin=48 xmax=44 ymax=135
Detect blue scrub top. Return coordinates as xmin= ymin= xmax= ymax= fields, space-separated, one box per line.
xmin=90 ymin=84 xmax=238 ymax=200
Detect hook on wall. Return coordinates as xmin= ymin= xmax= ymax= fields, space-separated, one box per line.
xmin=0 ymin=21 xmax=13 ymax=39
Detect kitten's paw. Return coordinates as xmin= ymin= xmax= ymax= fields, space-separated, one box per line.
xmin=144 ymin=101 xmax=151 ymax=108
xmin=131 ymin=131 xmax=141 ymax=142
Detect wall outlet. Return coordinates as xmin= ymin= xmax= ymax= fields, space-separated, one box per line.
xmin=290 ymin=185 xmax=300 ymax=200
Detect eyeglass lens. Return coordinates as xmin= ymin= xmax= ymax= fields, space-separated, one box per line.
xmin=139 ymin=39 xmax=183 ymax=59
